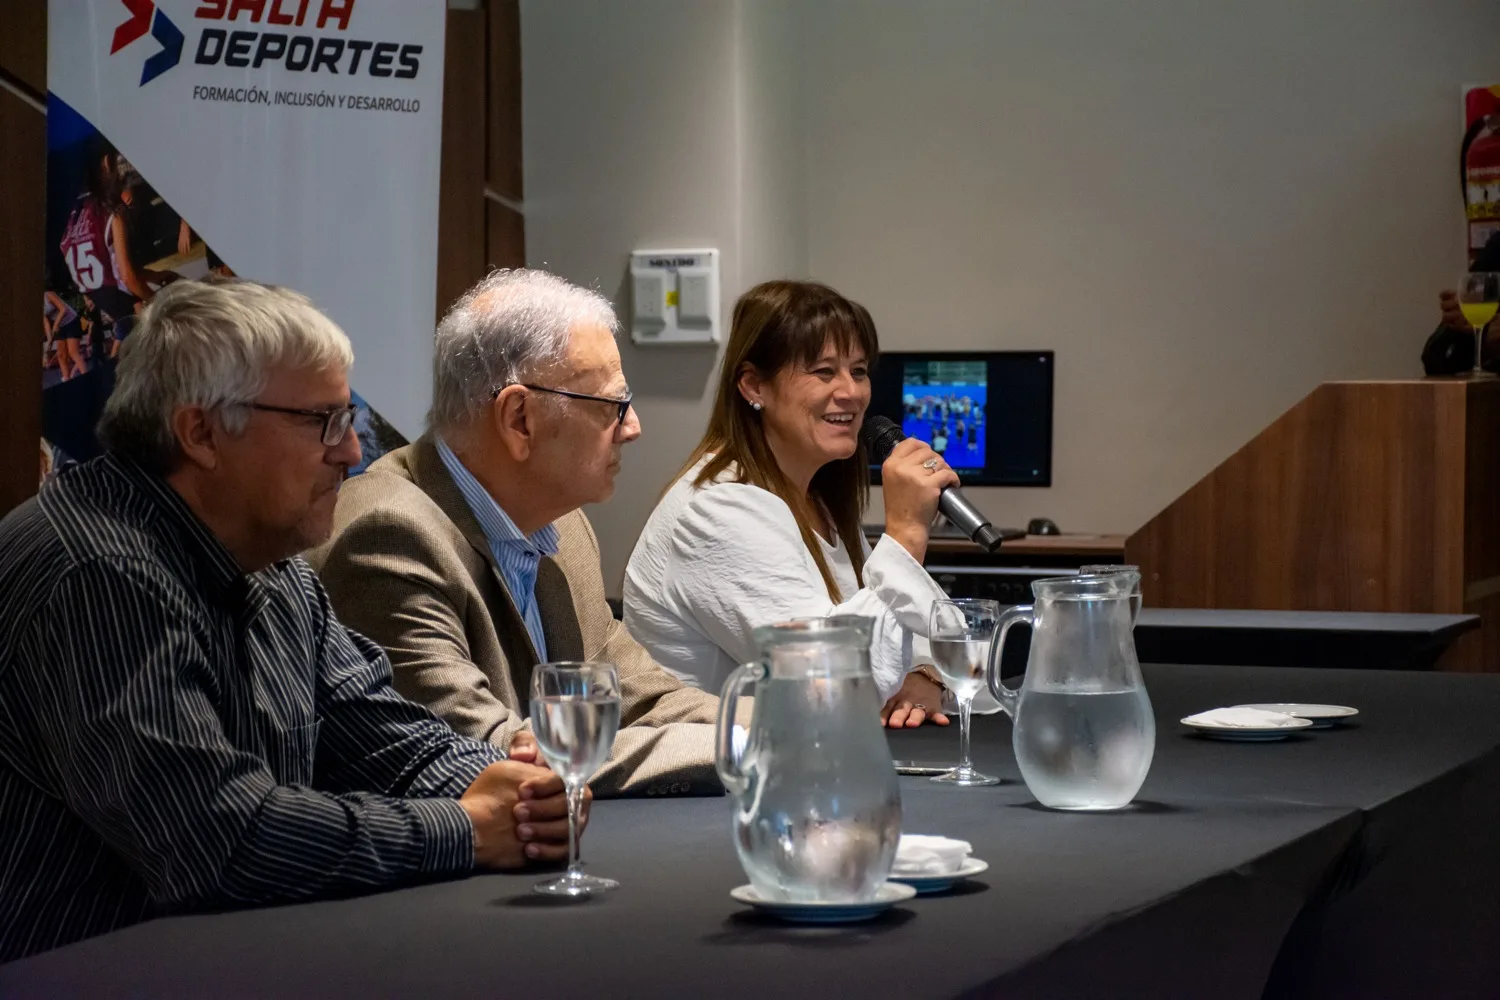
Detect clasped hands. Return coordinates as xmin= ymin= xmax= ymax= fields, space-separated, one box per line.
xmin=457 ymin=731 xmax=591 ymax=869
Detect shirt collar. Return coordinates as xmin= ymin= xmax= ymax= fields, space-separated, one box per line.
xmin=435 ymin=437 xmax=560 ymax=556
xmin=105 ymin=452 xmax=248 ymax=596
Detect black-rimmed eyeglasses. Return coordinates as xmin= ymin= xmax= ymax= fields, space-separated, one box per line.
xmin=242 ymin=402 xmax=357 ymax=446
xmin=496 ymin=383 xmax=634 ymax=426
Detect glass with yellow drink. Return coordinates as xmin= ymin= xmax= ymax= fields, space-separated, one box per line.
xmin=1459 ymin=272 xmax=1500 ymax=377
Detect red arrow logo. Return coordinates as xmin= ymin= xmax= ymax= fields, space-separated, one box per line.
xmin=110 ymin=0 xmax=154 ymax=55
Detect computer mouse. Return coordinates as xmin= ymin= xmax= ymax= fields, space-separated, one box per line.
xmin=1027 ymin=517 xmax=1060 ymax=536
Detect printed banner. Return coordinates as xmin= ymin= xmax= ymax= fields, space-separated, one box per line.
xmin=1464 ymin=84 xmax=1500 ymax=264
xmin=42 ymin=0 xmax=445 ymax=476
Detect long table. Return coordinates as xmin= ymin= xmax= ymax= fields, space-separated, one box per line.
xmin=4 ymin=664 xmax=1500 ymax=999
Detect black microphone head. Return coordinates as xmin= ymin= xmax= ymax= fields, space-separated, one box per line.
xmin=861 ymin=415 xmax=906 ymax=463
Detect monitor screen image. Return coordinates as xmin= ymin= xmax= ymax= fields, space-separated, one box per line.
xmin=869 ymin=351 xmax=1052 ymax=488
xmin=898 ymin=359 xmax=988 ymax=474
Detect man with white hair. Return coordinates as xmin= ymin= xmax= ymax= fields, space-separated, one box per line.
xmin=0 ymin=279 xmax=578 ymax=963
xmin=311 ymin=269 xmax=721 ymax=796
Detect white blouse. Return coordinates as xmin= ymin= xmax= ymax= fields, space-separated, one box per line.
xmin=623 ymin=459 xmax=950 ymax=700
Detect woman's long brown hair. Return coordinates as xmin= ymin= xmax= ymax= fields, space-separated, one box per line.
xmin=676 ymin=280 xmax=880 ymax=601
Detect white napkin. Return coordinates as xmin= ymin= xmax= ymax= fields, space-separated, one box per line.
xmin=1184 ymin=707 xmax=1303 ymax=729
xmin=893 ymin=834 xmax=972 ymax=875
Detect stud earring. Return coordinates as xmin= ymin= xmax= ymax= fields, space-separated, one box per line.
xmin=750 ymin=401 xmax=763 ymax=411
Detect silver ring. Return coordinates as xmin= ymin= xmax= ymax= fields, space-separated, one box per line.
xmin=922 ymin=457 xmax=940 ymax=470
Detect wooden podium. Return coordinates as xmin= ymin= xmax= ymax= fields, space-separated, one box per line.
xmin=1125 ymin=378 xmax=1500 ymax=671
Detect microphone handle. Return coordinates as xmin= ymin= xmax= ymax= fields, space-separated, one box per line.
xmin=970 ymin=523 xmax=1006 ymax=552
xmin=938 ymin=489 xmax=1005 ymax=553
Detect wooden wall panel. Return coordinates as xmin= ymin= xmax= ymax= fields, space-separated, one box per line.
xmin=0 ymin=3 xmax=46 ymax=517
xmin=436 ymin=7 xmax=489 ymax=320
xmin=1455 ymin=379 xmax=1500 ymax=670
xmin=486 ymin=0 xmax=523 ymax=202
xmin=437 ymin=1 xmax=526 ymax=319
xmin=0 ymin=0 xmax=47 ymax=94
xmin=1127 ymin=381 xmax=1470 ymax=615
xmin=486 ymin=200 xmax=525 ymax=271
xmin=1127 ymin=378 xmax=1500 ymax=672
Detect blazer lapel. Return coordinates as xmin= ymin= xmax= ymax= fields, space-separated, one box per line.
xmin=404 ymin=434 xmax=542 ymax=676
xmin=536 ymin=558 xmax=585 ymax=663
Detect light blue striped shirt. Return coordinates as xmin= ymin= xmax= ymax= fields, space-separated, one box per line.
xmin=436 ymin=438 xmax=561 ymax=660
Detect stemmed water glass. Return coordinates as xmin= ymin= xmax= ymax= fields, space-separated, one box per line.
xmin=529 ymin=661 xmax=622 ymax=896
xmin=926 ymin=598 xmax=1002 ymax=786
xmin=1458 ymin=272 xmax=1500 ymax=378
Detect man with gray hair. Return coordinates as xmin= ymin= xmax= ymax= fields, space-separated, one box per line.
xmin=311 ymin=269 xmax=722 ymax=796
xmin=0 ymin=279 xmax=578 ymax=962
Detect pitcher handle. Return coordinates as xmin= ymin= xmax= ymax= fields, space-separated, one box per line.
xmin=715 ymin=661 xmax=762 ymax=794
xmin=986 ymin=604 xmax=1034 ymax=719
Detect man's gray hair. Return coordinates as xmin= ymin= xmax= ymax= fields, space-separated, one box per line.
xmin=429 ymin=268 xmax=619 ymax=431
xmin=98 ymin=279 xmax=353 ymax=473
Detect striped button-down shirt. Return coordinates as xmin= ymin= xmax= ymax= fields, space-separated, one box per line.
xmin=0 ymin=454 xmax=505 ymax=962
xmin=436 ymin=437 xmax=560 ymax=660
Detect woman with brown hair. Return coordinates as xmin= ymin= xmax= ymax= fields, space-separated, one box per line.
xmin=624 ymin=280 xmax=958 ymax=727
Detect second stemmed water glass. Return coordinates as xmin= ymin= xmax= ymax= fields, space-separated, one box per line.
xmin=529 ymin=661 xmax=622 ymax=896
xmin=927 ymin=598 xmax=1003 ymax=786
xmin=1458 ymin=272 xmax=1500 ymax=377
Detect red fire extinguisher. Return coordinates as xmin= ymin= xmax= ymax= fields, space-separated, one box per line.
xmin=1463 ymin=86 xmax=1500 ymax=265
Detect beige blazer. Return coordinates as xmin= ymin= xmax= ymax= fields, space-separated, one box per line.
xmin=308 ymin=436 xmax=722 ymax=798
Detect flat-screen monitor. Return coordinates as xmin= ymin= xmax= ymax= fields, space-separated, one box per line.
xmin=868 ymin=351 xmax=1053 ymax=487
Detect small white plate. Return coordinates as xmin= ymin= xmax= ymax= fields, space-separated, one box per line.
xmin=1234 ymin=703 xmax=1359 ymax=728
xmin=1181 ymin=713 xmax=1314 ymax=741
xmin=890 ymin=856 xmax=989 ymax=894
xmin=730 ymin=881 xmax=917 ymax=923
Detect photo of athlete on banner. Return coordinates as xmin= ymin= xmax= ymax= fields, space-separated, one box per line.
xmin=43 ymin=97 xmax=406 ymax=478
xmin=53 ymin=135 xmax=188 ymax=369
xmin=43 ymin=99 xmax=221 ymax=468
xmin=42 ymin=0 xmax=447 ymax=481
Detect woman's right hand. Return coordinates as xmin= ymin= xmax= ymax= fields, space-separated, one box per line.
xmin=881 ymin=437 xmax=960 ymax=561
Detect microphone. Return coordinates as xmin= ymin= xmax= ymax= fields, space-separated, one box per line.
xmin=862 ymin=416 xmax=1006 ymax=553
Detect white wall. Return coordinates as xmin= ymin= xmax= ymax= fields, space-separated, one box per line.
xmin=522 ymin=0 xmax=805 ymax=589
xmin=737 ymin=0 xmax=808 ymax=287
xmin=523 ymin=0 xmax=1500 ymax=593
xmin=804 ymin=0 xmax=1500 ymax=533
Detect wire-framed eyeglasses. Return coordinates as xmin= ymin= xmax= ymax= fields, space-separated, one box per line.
xmin=495 ymin=383 xmax=634 ymax=426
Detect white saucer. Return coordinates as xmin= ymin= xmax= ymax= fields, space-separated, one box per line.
xmin=890 ymin=856 xmax=989 ymax=894
xmin=1181 ymin=713 xmax=1314 ymax=741
xmin=730 ymin=881 xmax=917 ymax=923
xmin=1234 ymin=703 xmax=1359 ymax=728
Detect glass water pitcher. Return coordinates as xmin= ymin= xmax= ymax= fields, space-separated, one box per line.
xmin=986 ymin=572 xmax=1155 ymax=810
xmin=715 ymin=620 xmax=902 ymax=901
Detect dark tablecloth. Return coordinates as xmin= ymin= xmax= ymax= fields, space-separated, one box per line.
xmin=4 ymin=664 xmax=1500 ymax=1000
